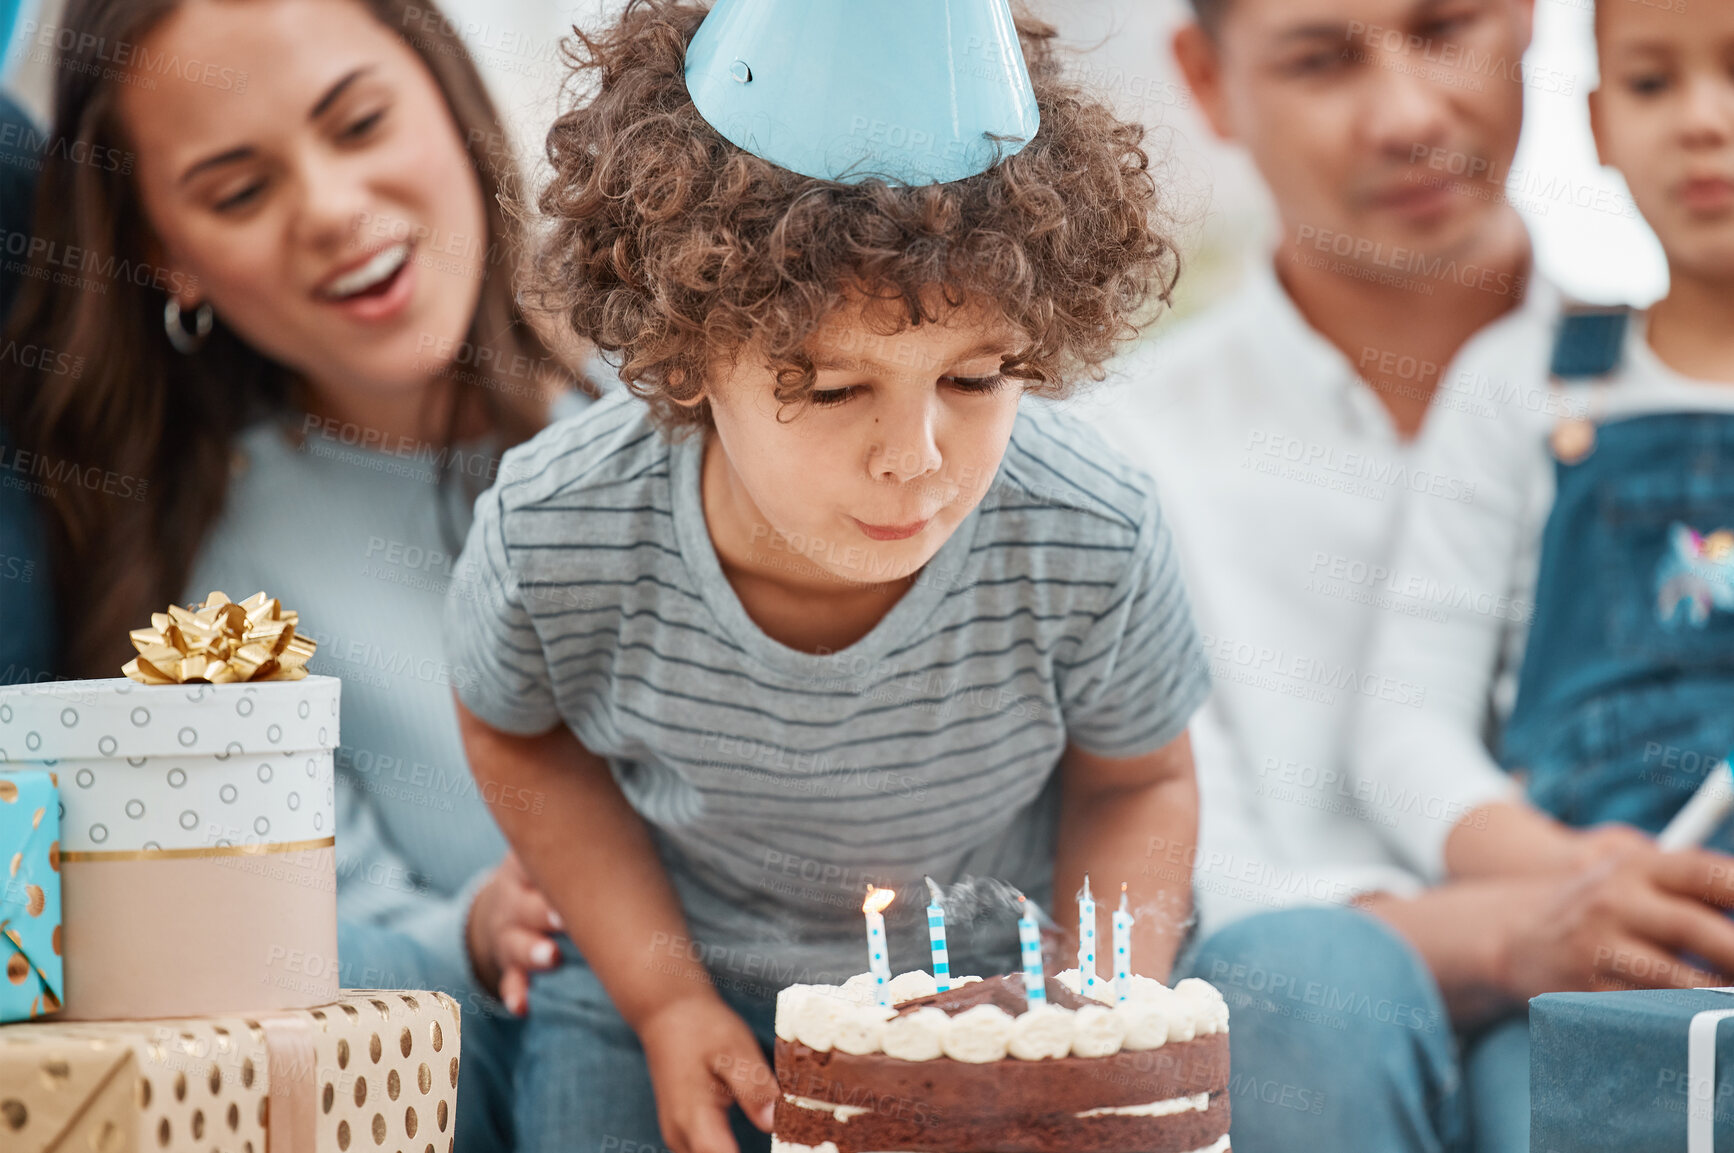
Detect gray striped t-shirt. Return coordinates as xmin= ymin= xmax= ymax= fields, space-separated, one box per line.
xmin=444 ymin=390 xmax=1209 ymax=995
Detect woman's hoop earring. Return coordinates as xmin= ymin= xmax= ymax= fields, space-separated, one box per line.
xmin=164 ymin=297 xmax=213 ymax=354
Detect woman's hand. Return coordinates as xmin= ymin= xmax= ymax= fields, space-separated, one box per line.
xmin=637 ymin=993 xmax=777 ymax=1153
xmin=465 ymin=851 xmax=564 ymax=1015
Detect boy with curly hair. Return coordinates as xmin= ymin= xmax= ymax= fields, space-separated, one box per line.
xmin=445 ymin=3 xmax=1209 ymax=1150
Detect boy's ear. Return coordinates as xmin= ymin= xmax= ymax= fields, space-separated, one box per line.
xmin=1173 ymin=23 xmax=1236 ymax=144
xmin=665 ymin=366 xmax=709 ymax=410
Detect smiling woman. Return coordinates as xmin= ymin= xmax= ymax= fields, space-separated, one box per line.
xmin=0 ymin=1 xmax=586 ymax=1148
xmin=1 ymin=0 xmax=566 ymax=674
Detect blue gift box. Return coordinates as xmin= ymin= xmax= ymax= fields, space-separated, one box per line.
xmin=0 ymin=769 xmax=62 ymax=1021
xmin=1532 ymin=989 xmax=1734 ymax=1152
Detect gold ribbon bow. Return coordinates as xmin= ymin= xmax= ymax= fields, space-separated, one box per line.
xmin=122 ymin=590 xmax=318 ymax=684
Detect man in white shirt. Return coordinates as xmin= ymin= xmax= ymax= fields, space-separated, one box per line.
xmin=1077 ymin=1 xmax=1734 ymax=1150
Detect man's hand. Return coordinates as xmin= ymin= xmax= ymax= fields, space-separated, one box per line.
xmin=1363 ymin=837 xmax=1734 ymax=1025
xmin=1498 ymin=842 xmax=1734 ymax=997
xmin=638 ymin=994 xmax=777 ymax=1153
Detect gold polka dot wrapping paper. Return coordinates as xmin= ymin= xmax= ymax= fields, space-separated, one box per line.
xmin=0 ymin=769 xmax=62 ymax=1023
xmin=0 ymin=988 xmax=461 ymax=1153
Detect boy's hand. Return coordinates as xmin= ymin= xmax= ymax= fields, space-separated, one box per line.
xmin=638 ymin=993 xmax=777 ymax=1153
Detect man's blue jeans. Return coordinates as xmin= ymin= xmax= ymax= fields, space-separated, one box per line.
xmin=1180 ymin=905 xmax=1529 ymax=1153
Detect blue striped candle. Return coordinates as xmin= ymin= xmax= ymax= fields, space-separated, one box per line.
xmin=1017 ymin=895 xmax=1046 ymax=1007
xmin=1078 ymin=875 xmax=1098 ymax=997
xmin=925 ymin=876 xmax=951 ymax=992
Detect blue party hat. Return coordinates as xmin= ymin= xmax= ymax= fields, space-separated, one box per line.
xmin=684 ymin=0 xmax=1041 ymax=186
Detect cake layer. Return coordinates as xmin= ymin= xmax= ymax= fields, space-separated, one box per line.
xmin=776 ymin=1031 xmax=1229 ymax=1118
xmin=772 ymin=1087 xmax=1231 ymax=1153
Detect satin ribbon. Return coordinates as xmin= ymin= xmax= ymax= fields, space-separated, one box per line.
xmin=259 ymin=1014 xmax=318 ymax=1153
xmin=1686 ymin=987 xmax=1734 ymax=1152
xmin=59 ymin=835 xmax=335 ymax=864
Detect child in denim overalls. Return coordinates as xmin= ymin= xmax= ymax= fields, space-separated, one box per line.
xmin=1503 ymin=317 xmax=1734 ymax=841
xmin=1354 ymin=0 xmax=1734 ymax=881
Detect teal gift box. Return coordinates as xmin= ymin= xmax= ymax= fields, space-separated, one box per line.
xmin=0 ymin=770 xmax=61 ymax=1021
xmin=1532 ymin=988 xmax=1734 ymax=1153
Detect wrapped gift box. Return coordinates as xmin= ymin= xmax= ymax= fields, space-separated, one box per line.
xmin=0 ymin=676 xmax=340 ymax=1019
xmin=0 ymin=988 xmax=461 ymax=1152
xmin=1 ymin=769 xmax=61 ymax=1021
xmin=1532 ymin=988 xmax=1734 ymax=1153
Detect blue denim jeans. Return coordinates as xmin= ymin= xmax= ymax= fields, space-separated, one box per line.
xmin=1179 ymin=906 xmax=1528 ymax=1153
xmin=515 ymin=935 xmax=778 ymax=1153
xmin=338 ymin=917 xmax=525 ymax=1153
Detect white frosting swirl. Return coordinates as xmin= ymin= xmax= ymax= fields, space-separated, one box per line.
xmin=775 ymin=972 xmax=1226 ymax=1060
xmin=881 ymin=1006 xmax=949 ymax=1062
xmin=1174 ymin=977 xmax=1230 ymax=1034
xmin=1070 ymin=1004 xmax=1126 ymax=1058
xmin=1007 ymin=1004 xmax=1075 ymax=1061
xmin=775 ymin=985 xmax=820 ymax=1042
xmin=792 ymin=988 xmax=862 ymax=1052
xmin=832 ymin=1004 xmax=895 ymax=1055
xmin=941 ymin=1004 xmax=1015 ymax=1063
xmin=1124 ymin=974 xmax=1171 ymax=1001
xmin=1115 ymin=995 xmax=1172 ymax=1051
xmin=839 ymin=973 xmax=881 ymax=1005
xmin=1054 ymin=967 xmax=1115 ymax=1004
xmin=885 ymin=970 xmax=939 ymax=1004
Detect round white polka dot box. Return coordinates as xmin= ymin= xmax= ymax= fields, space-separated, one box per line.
xmin=0 ymin=675 xmax=341 ymax=1020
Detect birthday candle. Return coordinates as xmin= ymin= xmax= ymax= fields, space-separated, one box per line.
xmin=1078 ymin=875 xmax=1098 ymax=997
xmin=864 ymin=886 xmax=895 ymax=1007
xmin=1018 ymin=895 xmax=1047 ymax=1007
xmin=925 ymin=876 xmax=951 ymax=992
xmin=1113 ymin=883 xmax=1132 ymax=1003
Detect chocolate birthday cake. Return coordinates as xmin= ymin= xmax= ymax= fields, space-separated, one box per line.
xmin=772 ymin=968 xmax=1230 ymax=1153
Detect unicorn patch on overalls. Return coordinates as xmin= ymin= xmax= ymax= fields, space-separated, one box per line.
xmin=1657 ymin=522 xmax=1734 ymax=627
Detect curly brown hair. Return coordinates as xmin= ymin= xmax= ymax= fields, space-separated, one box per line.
xmin=528 ymin=0 xmax=1180 ymax=427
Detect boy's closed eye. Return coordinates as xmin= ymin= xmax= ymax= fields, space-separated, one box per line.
xmin=807 ymin=373 xmax=1010 ymax=408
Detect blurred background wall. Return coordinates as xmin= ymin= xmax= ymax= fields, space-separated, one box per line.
xmin=3 ymin=0 xmax=1668 ymax=333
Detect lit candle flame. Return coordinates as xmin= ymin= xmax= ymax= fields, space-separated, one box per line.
xmin=864 ymin=885 xmax=895 ymax=915
xmin=1119 ymin=881 xmax=1129 ymax=913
